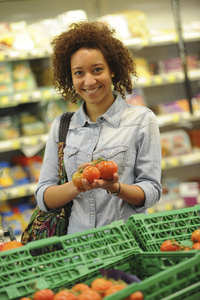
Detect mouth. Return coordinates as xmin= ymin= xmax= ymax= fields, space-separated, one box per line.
xmin=83 ymin=86 xmax=101 ymax=94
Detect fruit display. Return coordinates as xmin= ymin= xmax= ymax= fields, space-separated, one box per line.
xmin=19 ymin=277 xmax=144 ymax=300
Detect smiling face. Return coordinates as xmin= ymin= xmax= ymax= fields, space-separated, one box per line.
xmin=71 ymin=48 xmax=114 ymax=109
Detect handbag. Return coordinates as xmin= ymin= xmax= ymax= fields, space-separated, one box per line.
xmin=21 ymin=112 xmax=74 ymax=254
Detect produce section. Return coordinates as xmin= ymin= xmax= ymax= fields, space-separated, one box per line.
xmin=0 ymin=0 xmax=200 ymax=298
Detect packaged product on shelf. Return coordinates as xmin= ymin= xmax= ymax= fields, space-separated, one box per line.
xmin=160 ymin=54 xmax=199 ymax=74
xmin=10 ymin=165 xmax=30 ymax=185
xmin=12 ymin=155 xmax=43 ymax=183
xmin=125 ymin=88 xmax=147 ymax=106
xmin=0 ymin=161 xmax=14 ymax=188
xmin=19 ymin=111 xmax=46 ymax=136
xmin=0 ymin=22 xmax=14 ymax=49
xmin=57 ymin=10 xmax=88 ymax=31
xmin=134 ymin=57 xmax=151 ymax=78
xmin=12 ymin=60 xmax=37 ymax=92
xmin=187 ymin=129 xmax=200 ymax=149
xmin=0 ymin=61 xmax=14 ymax=96
xmin=41 ymin=99 xmax=67 ymax=130
xmin=96 ymin=14 xmax=132 ymax=40
xmin=9 ymin=21 xmax=35 ymax=51
xmin=0 ymin=116 xmax=20 ymax=140
xmin=161 ymin=130 xmax=192 ymax=157
xmin=155 ymin=99 xmax=190 ymax=114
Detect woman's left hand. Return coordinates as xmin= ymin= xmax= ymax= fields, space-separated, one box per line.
xmin=76 ymin=172 xmax=119 ymax=192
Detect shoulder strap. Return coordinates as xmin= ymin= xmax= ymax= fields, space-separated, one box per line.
xmin=59 ymin=111 xmax=75 ymax=143
xmin=58 ymin=112 xmax=74 ymax=184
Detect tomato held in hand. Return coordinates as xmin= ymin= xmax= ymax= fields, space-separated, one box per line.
xmin=33 ymin=289 xmax=54 ymax=300
xmin=160 ymin=240 xmax=181 ymax=251
xmin=83 ymin=166 xmax=100 ymax=183
xmin=191 ymin=229 xmax=200 ymax=243
xmin=72 ymin=171 xmax=85 ymax=190
xmin=95 ymin=160 xmax=118 ymax=180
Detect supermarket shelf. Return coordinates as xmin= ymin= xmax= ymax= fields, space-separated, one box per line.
xmin=157 ymin=110 xmax=200 ymax=127
xmin=133 ymin=69 xmax=200 ymax=88
xmin=1 ymin=69 xmax=199 ymax=109
xmin=0 ymin=182 xmax=37 ymax=201
xmin=0 ymin=47 xmax=52 ymax=62
xmin=0 ymin=86 xmax=61 ymax=108
xmin=1 ymin=152 xmax=200 ymax=202
xmin=162 ymin=151 xmax=200 ymax=170
xmin=0 ymin=133 xmax=48 ymax=152
xmin=124 ymin=32 xmax=200 ymax=48
xmin=0 ymin=111 xmax=200 ymax=153
xmin=1 ymin=33 xmax=199 ymax=62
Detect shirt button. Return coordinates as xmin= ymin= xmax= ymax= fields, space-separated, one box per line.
xmin=87 ymin=155 xmax=90 ymax=158
xmin=90 ymin=214 xmax=94 ymax=217
xmin=93 ymin=139 xmax=96 ymax=143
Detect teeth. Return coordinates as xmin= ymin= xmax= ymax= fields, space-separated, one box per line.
xmin=85 ymin=87 xmax=99 ymax=93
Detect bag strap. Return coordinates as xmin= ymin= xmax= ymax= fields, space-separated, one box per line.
xmin=58 ymin=112 xmax=74 ymax=184
xmin=59 ymin=112 xmax=75 ymax=143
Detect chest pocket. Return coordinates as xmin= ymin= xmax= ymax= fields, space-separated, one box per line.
xmin=100 ymin=146 xmax=128 ymax=176
xmin=64 ymin=146 xmax=79 ymax=179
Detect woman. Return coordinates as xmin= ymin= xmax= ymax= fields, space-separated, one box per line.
xmin=35 ymin=21 xmax=162 ymax=234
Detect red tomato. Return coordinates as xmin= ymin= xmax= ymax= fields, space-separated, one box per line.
xmin=54 ymin=290 xmax=78 ymax=300
xmin=20 ymin=298 xmax=32 ymax=300
xmin=192 ymin=242 xmax=200 ymax=250
xmin=72 ymin=283 xmax=90 ymax=293
xmin=125 ymin=291 xmax=144 ymax=300
xmin=160 ymin=240 xmax=181 ymax=252
xmin=104 ymin=284 xmax=127 ymax=296
xmin=77 ymin=289 xmax=102 ymax=300
xmin=95 ymin=160 xmax=118 ymax=180
xmin=91 ymin=278 xmax=114 ymax=297
xmin=72 ymin=171 xmax=85 ymax=190
xmin=191 ymin=229 xmax=200 ymax=243
xmin=33 ymin=289 xmax=54 ymax=300
xmin=83 ymin=166 xmax=100 ymax=183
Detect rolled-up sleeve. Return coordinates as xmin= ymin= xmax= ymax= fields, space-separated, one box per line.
xmin=133 ymin=111 xmax=162 ymax=211
xmin=35 ymin=116 xmax=60 ymax=212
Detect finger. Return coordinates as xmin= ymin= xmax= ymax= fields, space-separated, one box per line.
xmin=78 ymin=162 xmax=92 ymax=171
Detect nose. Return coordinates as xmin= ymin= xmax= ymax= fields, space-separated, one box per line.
xmin=84 ymin=72 xmax=96 ymax=86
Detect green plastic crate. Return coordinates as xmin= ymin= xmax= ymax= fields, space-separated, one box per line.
xmin=126 ymin=204 xmax=200 ymax=252
xmin=25 ymin=250 xmax=198 ymax=300
xmin=103 ymin=252 xmax=200 ymax=300
xmin=0 ymin=220 xmax=141 ymax=300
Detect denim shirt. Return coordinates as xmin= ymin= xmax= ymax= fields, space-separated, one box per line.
xmin=35 ymin=94 xmax=162 ymax=234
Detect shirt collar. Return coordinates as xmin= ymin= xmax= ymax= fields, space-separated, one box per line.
xmin=70 ymin=93 xmax=126 ymax=128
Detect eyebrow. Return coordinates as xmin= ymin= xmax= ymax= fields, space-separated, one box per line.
xmin=72 ymin=63 xmax=104 ymax=71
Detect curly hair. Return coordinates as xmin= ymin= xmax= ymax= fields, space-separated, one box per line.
xmin=51 ymin=21 xmax=137 ymax=103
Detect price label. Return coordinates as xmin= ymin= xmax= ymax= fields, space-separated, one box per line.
xmin=167 ymin=74 xmax=176 ymax=83
xmin=12 ymin=140 xmax=21 ymax=149
xmin=18 ymin=188 xmax=26 ymax=197
xmin=165 ymin=203 xmax=173 ymax=211
xmin=0 ymin=52 xmax=5 ymax=61
xmin=42 ymin=90 xmax=52 ymax=99
xmin=172 ymin=114 xmax=180 ymax=123
xmin=154 ymin=75 xmax=163 ymax=85
xmin=161 ymin=160 xmax=166 ymax=169
xmin=0 ymin=96 xmax=10 ymax=105
xmin=169 ymin=157 xmax=179 ymax=167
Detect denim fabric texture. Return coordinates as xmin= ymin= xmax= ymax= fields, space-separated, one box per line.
xmin=35 ymin=93 xmax=162 ymax=234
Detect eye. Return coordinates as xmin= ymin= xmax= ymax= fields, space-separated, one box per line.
xmin=93 ymin=67 xmax=103 ymax=73
xmin=74 ymin=70 xmax=83 ymax=76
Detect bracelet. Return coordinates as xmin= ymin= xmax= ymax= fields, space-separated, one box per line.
xmin=107 ymin=182 xmax=121 ymax=196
